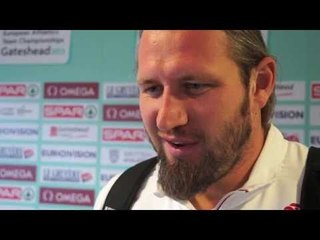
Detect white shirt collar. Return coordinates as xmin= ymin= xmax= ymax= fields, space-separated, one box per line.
xmin=242 ymin=124 xmax=288 ymax=190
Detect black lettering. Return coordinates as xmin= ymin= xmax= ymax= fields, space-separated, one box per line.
xmin=1 ymin=46 xmax=51 ymax=56
xmin=311 ymin=136 xmax=320 ymax=145
xmin=275 ymin=111 xmax=304 ymax=119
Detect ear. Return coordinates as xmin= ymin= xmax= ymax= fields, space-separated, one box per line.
xmin=252 ymin=56 xmax=276 ymax=109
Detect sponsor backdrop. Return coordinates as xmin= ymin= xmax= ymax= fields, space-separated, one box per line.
xmin=270 ymin=31 xmax=320 ymax=147
xmin=0 ymin=30 xmax=318 ymax=209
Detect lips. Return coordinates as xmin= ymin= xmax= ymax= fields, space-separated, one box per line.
xmin=160 ymin=135 xmax=200 ymax=158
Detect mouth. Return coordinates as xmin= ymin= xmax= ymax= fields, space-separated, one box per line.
xmin=161 ymin=137 xmax=200 ymax=158
xmin=167 ymin=141 xmax=194 ymax=148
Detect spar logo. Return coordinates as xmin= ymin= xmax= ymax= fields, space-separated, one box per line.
xmin=0 ymin=84 xmax=25 ymax=97
xmin=0 ymin=186 xmax=35 ymax=201
xmin=102 ymin=128 xmax=148 ymax=142
xmin=311 ymin=82 xmax=320 ymax=100
xmin=103 ymin=105 xmax=141 ymax=121
xmin=0 ymin=165 xmax=36 ymax=181
xmin=0 ymin=186 xmax=21 ymax=200
xmin=39 ymin=187 xmax=95 ymax=206
xmin=44 ymin=104 xmax=97 ymax=119
xmin=44 ymin=82 xmax=99 ymax=99
xmin=0 ymin=83 xmax=39 ymax=98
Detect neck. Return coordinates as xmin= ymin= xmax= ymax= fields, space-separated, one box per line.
xmin=189 ymin=125 xmax=267 ymax=210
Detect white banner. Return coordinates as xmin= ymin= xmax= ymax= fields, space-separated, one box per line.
xmin=41 ymin=145 xmax=97 ymax=164
xmin=42 ymin=123 xmax=97 ymax=142
xmin=272 ymin=105 xmax=305 ymax=126
xmin=0 ymin=30 xmax=71 ymax=64
xmin=100 ymin=146 xmax=156 ymax=166
xmin=275 ymin=81 xmax=305 ymax=101
xmin=0 ymin=102 xmax=39 ymax=120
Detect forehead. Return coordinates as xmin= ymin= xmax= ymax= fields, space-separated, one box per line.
xmin=137 ymin=30 xmax=237 ymax=82
xmin=138 ymin=30 xmax=229 ymax=58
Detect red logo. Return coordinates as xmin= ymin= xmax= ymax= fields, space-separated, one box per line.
xmin=284 ymin=134 xmax=300 ymax=142
xmin=103 ymin=105 xmax=141 ymax=121
xmin=284 ymin=203 xmax=300 ymax=210
xmin=0 ymin=84 xmax=26 ymax=97
xmin=103 ymin=128 xmax=147 ymax=142
xmin=50 ymin=126 xmax=58 ymax=136
xmin=0 ymin=186 xmax=21 ymax=200
xmin=23 ymin=149 xmax=34 ymax=158
xmin=39 ymin=187 xmax=95 ymax=206
xmin=0 ymin=165 xmax=36 ymax=181
xmin=44 ymin=105 xmax=84 ymax=118
xmin=312 ymin=83 xmax=320 ymax=99
xmin=44 ymin=82 xmax=99 ymax=99
xmin=81 ymin=172 xmax=93 ymax=182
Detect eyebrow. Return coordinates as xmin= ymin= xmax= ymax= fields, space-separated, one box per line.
xmin=137 ymin=79 xmax=157 ymax=86
xmin=137 ymin=72 xmax=221 ymax=85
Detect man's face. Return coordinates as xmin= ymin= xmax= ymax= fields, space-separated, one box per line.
xmin=137 ymin=30 xmax=253 ymax=200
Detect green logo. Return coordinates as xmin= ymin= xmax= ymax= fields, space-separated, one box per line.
xmin=27 ymin=84 xmax=39 ymax=97
xmin=22 ymin=187 xmax=35 ymax=201
xmin=85 ymin=105 xmax=97 ymax=119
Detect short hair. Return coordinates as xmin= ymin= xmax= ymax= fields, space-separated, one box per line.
xmin=223 ymin=30 xmax=276 ymax=130
xmin=137 ymin=30 xmax=276 ymax=130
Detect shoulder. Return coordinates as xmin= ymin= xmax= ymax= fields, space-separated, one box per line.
xmin=94 ymin=173 xmax=121 ymax=210
xmin=269 ymin=124 xmax=309 ymax=167
xmin=94 ymin=157 xmax=159 ymax=210
xmin=284 ymin=139 xmax=309 ymax=168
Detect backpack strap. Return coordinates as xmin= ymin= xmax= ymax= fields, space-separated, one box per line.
xmin=103 ymin=157 xmax=159 ymax=210
xmin=300 ymin=146 xmax=320 ymax=209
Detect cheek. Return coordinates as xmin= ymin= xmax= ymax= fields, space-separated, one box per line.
xmin=139 ymin=101 xmax=157 ymax=130
xmin=194 ymin=97 xmax=241 ymax=129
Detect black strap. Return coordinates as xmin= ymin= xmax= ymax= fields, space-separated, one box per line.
xmin=103 ymin=157 xmax=159 ymax=210
xmin=300 ymin=146 xmax=320 ymax=209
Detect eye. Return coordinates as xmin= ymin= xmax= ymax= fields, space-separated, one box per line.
xmin=142 ymin=85 xmax=163 ymax=98
xmin=184 ymin=82 xmax=209 ymax=95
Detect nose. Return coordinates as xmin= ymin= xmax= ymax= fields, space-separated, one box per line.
xmin=156 ymin=93 xmax=188 ymax=132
